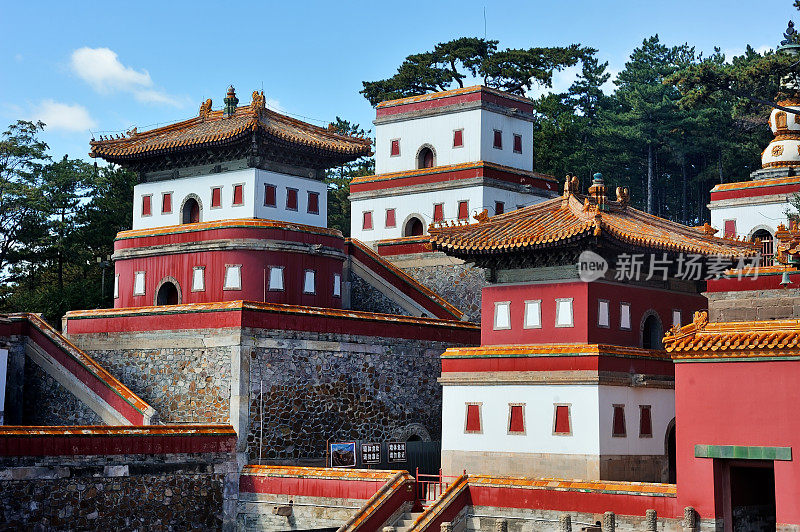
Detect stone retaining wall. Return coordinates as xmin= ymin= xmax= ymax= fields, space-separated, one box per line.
xmin=402 ymin=262 xmax=486 ymax=323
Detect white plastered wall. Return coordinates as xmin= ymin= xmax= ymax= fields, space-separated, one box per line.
xmin=597 ymin=385 xmax=674 ymax=456
xmin=709 ymin=197 xmax=789 ymax=239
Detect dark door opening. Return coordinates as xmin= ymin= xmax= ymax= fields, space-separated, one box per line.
xmin=642 ymin=314 xmax=663 ymax=349
xmin=418 ymin=147 xmax=434 ymax=169
xmin=182 ymin=198 xmax=200 ymax=224
xmin=156 ymin=282 xmax=179 ymax=305
xmin=666 ymin=422 xmax=676 ymax=483
xmin=726 ymin=462 xmax=776 ymax=532
xmin=404 ymin=217 xmax=424 ymax=236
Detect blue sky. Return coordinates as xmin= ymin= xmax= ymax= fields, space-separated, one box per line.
xmin=1 ymin=0 xmax=797 ymax=162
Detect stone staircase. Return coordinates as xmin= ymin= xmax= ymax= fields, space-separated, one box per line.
xmin=385 ymin=510 xmax=423 ymax=531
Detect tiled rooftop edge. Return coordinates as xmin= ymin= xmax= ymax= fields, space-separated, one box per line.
xmin=466 ymin=474 xmax=677 ymax=496
xmin=376 ymin=85 xmax=533 ymax=108
xmin=116 ymin=218 xmax=343 ymax=241
xmin=351 ymin=160 xmax=556 ymax=185
xmin=241 ymin=464 xmax=402 ymax=481
xmin=0 ymin=424 xmax=236 ymax=436
xmin=442 ymin=343 xmax=670 ymax=360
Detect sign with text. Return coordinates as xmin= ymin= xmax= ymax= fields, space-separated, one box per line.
xmin=387 ymin=441 xmax=406 ymax=463
xmin=330 ymin=442 xmax=356 ymax=468
xmin=361 ymin=442 xmax=381 ymax=464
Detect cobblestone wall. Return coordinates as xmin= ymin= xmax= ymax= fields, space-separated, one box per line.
xmin=245 ymin=328 xmax=450 ymax=463
xmin=349 ymin=271 xmax=409 ymax=316
xmin=22 ymin=361 xmax=102 ymax=425
xmin=402 ymin=263 xmax=486 ymax=323
xmin=0 ymin=452 xmax=235 ymax=530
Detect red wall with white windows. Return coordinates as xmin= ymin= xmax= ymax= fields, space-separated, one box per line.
xmin=115 ymin=249 xmax=344 ymax=309
xmin=480 ymin=281 xmax=706 ymax=347
xmin=674 ymin=360 xmax=800 ymax=524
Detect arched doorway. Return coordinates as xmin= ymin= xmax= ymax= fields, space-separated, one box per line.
xmin=751 ymin=228 xmax=774 ymax=266
xmin=417 ymin=146 xmax=435 ymax=169
xmin=156 ymin=281 xmax=180 ymax=305
xmin=404 ymin=216 xmax=424 ymax=236
xmin=182 ymin=197 xmax=200 ymax=224
xmin=666 ymin=419 xmax=676 ymax=483
xmin=642 ymin=312 xmax=663 ymax=349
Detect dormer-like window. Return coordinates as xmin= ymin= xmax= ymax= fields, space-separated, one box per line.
xmin=161 ymin=192 xmax=172 ymax=214
xmin=513 ymin=134 xmax=523 ymax=153
xmin=307 ymin=192 xmax=320 ymax=214
xmin=232 ymin=184 xmax=244 ymax=206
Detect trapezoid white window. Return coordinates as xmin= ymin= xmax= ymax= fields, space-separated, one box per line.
xmin=113 ymin=274 xmax=119 ymax=299
xmin=268 ymin=266 xmax=284 ymax=291
xmin=493 ymin=301 xmax=511 ymax=330
xmin=303 ymin=269 xmax=316 ymax=295
xmin=133 ymin=271 xmax=146 ymax=296
xmin=555 ymin=298 xmax=574 ymax=328
xmin=192 ymin=266 xmax=206 ymax=292
xmin=620 ymin=302 xmax=631 ymax=330
xmin=223 ymin=264 xmax=242 ymax=291
xmin=333 ymin=273 xmax=342 ymax=297
xmin=598 ymin=299 xmax=610 ymax=328
xmin=523 ymin=300 xmax=541 ymax=329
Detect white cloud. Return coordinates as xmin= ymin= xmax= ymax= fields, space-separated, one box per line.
xmin=70 ymin=47 xmax=183 ymax=107
xmin=722 ymin=44 xmax=773 ymax=63
xmin=29 ymin=100 xmax=97 ymax=132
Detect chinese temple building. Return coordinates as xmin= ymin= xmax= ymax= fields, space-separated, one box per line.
xmin=349 ymin=86 xmax=558 ymax=257
xmin=428 ymin=173 xmax=755 ymax=482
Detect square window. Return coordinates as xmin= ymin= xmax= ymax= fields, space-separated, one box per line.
xmin=192 ymin=267 xmax=205 ymax=292
xmin=113 ymin=274 xmax=119 ymax=299
xmin=385 ymin=208 xmax=396 ymax=228
xmin=458 ymin=200 xmax=469 ymax=220
xmin=555 ymin=298 xmax=574 ymax=327
xmin=433 ymin=203 xmax=444 ymax=222
xmin=264 ymin=184 xmax=277 ymax=207
xmin=495 ymin=201 xmax=504 ymax=215
xmin=307 ymin=191 xmax=320 ymax=214
xmin=286 ymin=188 xmax=298 ymax=211
xmin=362 ymin=211 xmax=373 ymax=230
xmin=620 ymin=302 xmax=631 ymax=330
xmin=672 ymin=309 xmax=682 ymax=328
xmin=465 ymin=403 xmax=482 ymax=433
xmin=523 ymin=300 xmax=541 ymax=329
xmin=223 ymin=264 xmax=242 ymax=291
xmin=598 ymin=299 xmax=610 ymax=328
xmin=390 ymin=139 xmax=400 ymax=156
xmin=724 ymin=219 xmax=736 ymax=238
xmin=553 ymin=404 xmax=571 ymax=435
xmin=303 ymin=269 xmax=316 ymax=294
xmin=268 ymin=266 xmax=284 ymax=291
xmin=333 ymin=273 xmax=342 ymax=297
xmin=211 ymin=187 xmax=222 ymax=208
xmin=453 ymin=129 xmax=463 ymax=148
xmin=141 ymin=195 xmax=152 ymax=216
xmin=508 ymin=404 xmax=525 ymax=434
xmin=233 ymin=184 xmax=244 ymax=206
xmin=639 ymin=405 xmax=653 ymax=438
xmin=133 ymin=271 xmax=146 ymax=296
xmin=494 ymin=301 xmax=511 ymax=330
xmin=612 ymin=404 xmax=627 ymax=437
xmin=161 ymin=192 xmax=172 ymax=214
xmin=513 ymin=134 xmax=523 ymax=153
xmin=493 ymin=130 xmax=502 ymax=149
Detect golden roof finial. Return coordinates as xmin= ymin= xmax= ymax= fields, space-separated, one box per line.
xmin=251 ymin=90 xmax=266 ymax=110
xmin=199 ymin=98 xmax=212 ymax=119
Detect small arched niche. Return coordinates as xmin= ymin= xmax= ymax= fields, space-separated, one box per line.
xmin=182 ymin=196 xmax=201 ymax=224
xmin=155 ymin=277 xmax=181 ymax=306
xmin=416 ymin=146 xmax=435 ymax=169
xmin=404 ymin=216 xmax=424 ymax=237
xmin=641 ymin=311 xmax=663 ymax=350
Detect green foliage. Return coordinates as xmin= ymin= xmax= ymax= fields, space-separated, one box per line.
xmin=361 ymin=37 xmax=592 ymax=105
xmin=325 ymin=117 xmax=374 ymax=237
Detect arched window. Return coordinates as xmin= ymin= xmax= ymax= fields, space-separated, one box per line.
xmin=752 ymin=229 xmax=774 ymax=266
xmin=404 ymin=217 xmax=424 ymax=236
xmin=182 ymin=198 xmax=200 ymax=224
xmin=417 ymin=147 xmax=435 ymax=169
xmin=642 ymin=313 xmax=663 ymax=349
xmin=156 ymin=281 xmax=180 ymax=305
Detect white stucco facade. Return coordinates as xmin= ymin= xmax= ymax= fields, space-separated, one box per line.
xmin=375 ymin=108 xmax=533 ymax=175
xmin=441 ymin=383 xmax=674 ymax=457
xmin=709 ymin=196 xmax=789 ymax=241
xmin=132 ymin=168 xmax=328 ymax=230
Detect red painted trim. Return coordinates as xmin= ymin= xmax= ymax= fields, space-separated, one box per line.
xmin=376 ymin=89 xmax=533 ymax=118
xmin=441 ymin=354 xmax=673 ymax=377
xmin=710 ymin=182 xmax=800 ymax=201
xmin=375 ymin=241 xmax=430 ymax=256
xmin=240 ymin=474 xmax=386 ymax=499
xmin=350 ymin=166 xmax=555 ymax=194
xmin=706 ymin=271 xmax=800 ymax=292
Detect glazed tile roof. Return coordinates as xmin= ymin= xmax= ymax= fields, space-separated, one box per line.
xmin=664 ymin=311 xmax=800 ymax=359
xmin=90 ymin=90 xmax=371 ymax=162
xmin=376 ymin=85 xmax=533 ymax=109
xmin=429 ymin=179 xmax=757 ymax=257
xmin=710 ymin=175 xmax=800 ymax=193
xmin=350 ymin=160 xmax=556 ymax=186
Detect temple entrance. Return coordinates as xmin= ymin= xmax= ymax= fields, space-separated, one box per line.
xmin=666 ymin=421 xmax=676 ymax=483
xmin=723 ymin=461 xmax=776 ymax=532
xmin=182 ymin=198 xmax=200 ymax=224
xmin=417 ymin=147 xmax=434 ymax=169
xmin=642 ymin=313 xmax=663 ymax=349
xmin=156 ymin=282 xmax=179 ymax=305
xmin=404 ymin=217 xmax=424 ymax=236
xmin=751 ymin=229 xmax=774 ymax=266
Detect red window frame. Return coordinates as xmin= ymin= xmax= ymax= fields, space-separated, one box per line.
xmin=508 ymin=404 xmax=524 ymax=433
xmin=433 ymin=203 xmax=444 ymax=222
xmin=264 ymin=184 xmax=277 ymax=207
xmin=362 ymin=211 xmax=373 ymax=230
xmin=232 ymin=184 xmax=244 ymax=206
xmin=385 ymin=208 xmax=396 ymax=228
xmin=495 ymin=201 xmax=504 ymax=215
xmin=724 ymin=219 xmax=736 ymax=238
xmin=286 ymin=188 xmax=298 ymax=210
xmin=457 ymin=200 xmax=469 ymax=220
xmin=390 ymin=139 xmax=400 ymax=156
xmin=493 ymin=130 xmax=502 ymax=149
xmin=161 ymin=193 xmax=172 ymax=214
xmin=465 ymin=403 xmax=482 ymax=433
xmin=453 ymin=129 xmax=463 ymax=147
xmin=613 ymin=405 xmax=627 ymax=437
xmin=513 ymin=134 xmax=523 ymax=153
xmin=307 ymin=191 xmax=320 ymax=214
xmin=141 ymin=195 xmax=152 ymax=216
xmin=554 ymin=405 xmax=571 ymax=435
xmin=639 ymin=405 xmax=653 ymax=437
xmin=211 ymin=187 xmax=222 ymax=208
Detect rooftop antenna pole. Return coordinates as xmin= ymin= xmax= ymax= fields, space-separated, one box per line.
xmin=483 ymin=7 xmax=486 ymax=39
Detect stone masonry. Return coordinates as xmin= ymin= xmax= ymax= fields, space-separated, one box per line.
xmin=706 ymin=287 xmax=800 ymax=322
xmin=402 ymin=262 xmax=486 ymax=323
xmin=349 ymin=271 xmax=409 ymax=316
xmin=22 ymin=361 xmax=102 ymax=426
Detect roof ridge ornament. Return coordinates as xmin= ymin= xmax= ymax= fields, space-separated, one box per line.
xmin=251 ymin=90 xmax=266 ymax=111
xmin=199 ymin=98 xmax=212 ymax=119
xmin=224 ymin=85 xmax=239 ymax=118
